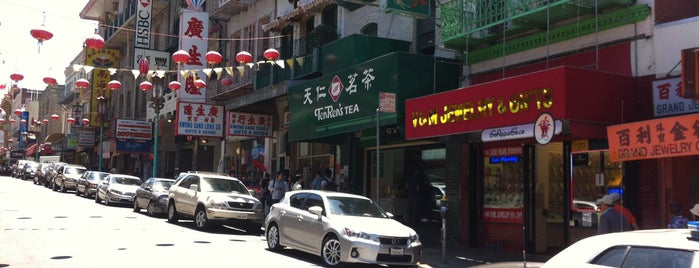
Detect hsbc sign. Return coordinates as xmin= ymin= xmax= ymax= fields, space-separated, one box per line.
xmin=135 ymin=0 xmax=152 ymax=49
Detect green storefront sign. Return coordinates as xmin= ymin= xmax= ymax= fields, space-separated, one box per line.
xmin=380 ymin=0 xmax=430 ymax=19
xmin=289 ymin=52 xmax=456 ymax=142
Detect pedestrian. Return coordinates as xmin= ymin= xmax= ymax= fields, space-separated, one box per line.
xmin=690 ymin=204 xmax=699 ymax=221
xmin=109 ymin=166 xmax=118 ymax=174
xmin=311 ymin=170 xmax=324 ymax=190
xmin=291 ymin=174 xmax=305 ymax=191
xmin=321 ymin=168 xmax=337 ymax=191
xmin=268 ymin=170 xmax=288 ymax=205
xmin=668 ymin=201 xmax=690 ymax=228
xmin=598 ymin=194 xmax=631 ymax=234
xmin=610 ymin=193 xmax=640 ymax=230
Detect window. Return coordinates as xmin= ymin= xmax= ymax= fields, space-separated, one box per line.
xmin=290 ymin=193 xmax=309 ymax=209
xmin=302 ymin=194 xmax=324 ymax=210
xmin=591 ymin=246 xmax=694 ymax=268
xmin=361 ymin=23 xmax=378 ymax=36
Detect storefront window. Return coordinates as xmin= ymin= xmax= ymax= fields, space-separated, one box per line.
xmin=483 ymin=147 xmax=524 ymax=223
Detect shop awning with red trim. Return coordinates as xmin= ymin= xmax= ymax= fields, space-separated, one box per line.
xmin=251 ymin=159 xmax=267 ymax=172
xmin=25 ymin=143 xmax=55 ymax=157
xmin=404 ymin=66 xmax=636 ymax=140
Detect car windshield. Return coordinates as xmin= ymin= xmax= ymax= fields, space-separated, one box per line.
xmin=153 ymin=181 xmax=173 ymax=191
xmin=66 ymin=167 xmax=87 ymax=175
xmin=27 ymin=162 xmax=39 ymax=168
xmin=89 ymin=173 xmax=110 ymax=182
xmin=201 ymin=177 xmax=249 ymax=194
xmin=327 ymin=196 xmax=388 ymax=218
xmin=112 ymin=177 xmax=141 ymax=185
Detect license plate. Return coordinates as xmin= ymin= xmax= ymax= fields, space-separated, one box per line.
xmin=237 ymin=214 xmax=248 ymax=219
xmin=389 ymin=248 xmax=403 ymax=255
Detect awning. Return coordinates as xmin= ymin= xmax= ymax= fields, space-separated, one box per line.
xmin=44 ymin=133 xmax=66 ymax=143
xmin=25 ymin=143 xmax=55 ymax=158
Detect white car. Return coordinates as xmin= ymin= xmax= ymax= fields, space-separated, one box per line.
xmin=95 ymin=174 xmax=142 ymax=206
xmin=265 ymin=190 xmax=422 ymax=267
xmin=166 ymin=172 xmax=264 ymax=232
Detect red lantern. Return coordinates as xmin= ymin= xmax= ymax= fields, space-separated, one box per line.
xmin=0 ymin=118 xmax=5 ymax=123
xmin=10 ymin=73 xmax=24 ymax=83
xmin=236 ymin=51 xmax=252 ymax=64
xmin=107 ymin=80 xmax=122 ymax=91
xmin=51 ymin=114 xmax=59 ymax=121
xmin=30 ymin=25 xmax=53 ymax=47
xmin=221 ymin=77 xmax=233 ymax=86
xmin=263 ymin=48 xmax=280 ymax=61
xmin=139 ymin=81 xmax=153 ymax=91
xmin=0 ymin=84 xmax=5 ymax=90
xmin=194 ymin=79 xmax=206 ymax=89
xmin=168 ymin=81 xmax=181 ymax=91
xmin=43 ymin=77 xmax=57 ymax=86
xmin=85 ymin=33 xmax=105 ymax=50
xmin=42 ymin=119 xmax=49 ymax=124
xmin=20 ymin=119 xmax=27 ymax=124
xmin=13 ymin=109 xmax=22 ymax=116
xmin=81 ymin=118 xmax=90 ymax=125
xmin=66 ymin=118 xmax=75 ymax=124
xmin=173 ymin=50 xmax=190 ymax=65
xmin=139 ymin=57 xmax=150 ymax=76
xmin=75 ymin=78 xmax=90 ymax=89
xmin=10 ymin=119 xmax=16 ymax=123
xmin=205 ymin=51 xmax=222 ymax=65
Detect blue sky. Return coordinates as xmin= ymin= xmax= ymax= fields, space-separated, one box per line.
xmin=0 ymin=0 xmax=96 ymax=90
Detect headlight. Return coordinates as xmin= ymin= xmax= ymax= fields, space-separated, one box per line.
xmin=344 ymin=228 xmax=379 ymax=242
xmin=110 ymin=189 xmax=123 ymax=195
xmin=209 ymin=199 xmax=228 ymax=210
xmin=410 ymin=233 xmax=420 ymax=243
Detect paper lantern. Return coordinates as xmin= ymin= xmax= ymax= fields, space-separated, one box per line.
xmin=30 ymin=25 xmax=53 ymax=46
xmin=20 ymin=119 xmax=27 ymax=124
xmin=75 ymin=78 xmax=90 ymax=89
xmin=81 ymin=118 xmax=90 ymax=125
xmin=221 ymin=77 xmax=233 ymax=86
xmin=66 ymin=118 xmax=75 ymax=124
xmin=10 ymin=119 xmax=16 ymax=123
xmin=236 ymin=51 xmax=252 ymax=64
xmin=107 ymin=80 xmax=122 ymax=91
xmin=10 ymin=73 xmax=24 ymax=83
xmin=0 ymin=118 xmax=5 ymax=123
xmin=13 ymin=109 xmax=22 ymax=116
xmin=139 ymin=57 xmax=150 ymax=76
xmin=205 ymin=51 xmax=222 ymax=65
xmin=139 ymin=81 xmax=153 ymax=91
xmin=51 ymin=114 xmax=59 ymax=121
xmin=173 ymin=50 xmax=190 ymax=65
xmin=43 ymin=77 xmax=57 ymax=86
xmin=263 ymin=48 xmax=280 ymax=61
xmin=168 ymin=81 xmax=181 ymax=91
xmin=85 ymin=33 xmax=105 ymax=50
xmin=42 ymin=119 xmax=49 ymax=124
xmin=194 ymin=79 xmax=206 ymax=89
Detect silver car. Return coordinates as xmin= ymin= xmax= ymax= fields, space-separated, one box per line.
xmin=265 ymin=190 xmax=422 ymax=267
xmin=95 ymin=174 xmax=142 ymax=206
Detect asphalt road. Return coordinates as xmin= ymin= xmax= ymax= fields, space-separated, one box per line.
xmin=0 ymin=176 xmax=361 ymax=268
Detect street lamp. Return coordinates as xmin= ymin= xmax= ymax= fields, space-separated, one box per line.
xmin=97 ymin=94 xmax=108 ymax=172
xmin=141 ymin=78 xmax=165 ymax=178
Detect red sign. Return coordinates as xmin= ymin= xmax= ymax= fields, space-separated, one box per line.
xmin=607 ymin=113 xmax=699 ymax=162
xmin=329 ymin=75 xmax=343 ymax=102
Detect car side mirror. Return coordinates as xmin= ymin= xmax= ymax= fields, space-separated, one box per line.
xmin=385 ymin=212 xmax=394 ymax=219
xmin=308 ymin=206 xmax=323 ymax=219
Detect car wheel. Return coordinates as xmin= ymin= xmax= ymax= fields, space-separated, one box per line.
xmin=133 ymin=199 xmax=140 ymax=212
xmin=60 ymin=183 xmax=66 ymax=193
xmin=194 ymin=207 xmax=209 ymax=230
xmin=52 ymin=181 xmax=57 ymax=191
xmin=104 ymin=193 xmax=111 ymax=206
xmin=167 ymin=202 xmax=179 ymax=223
xmin=266 ymin=224 xmax=281 ymax=251
xmin=146 ymin=202 xmax=156 ymax=217
xmin=321 ymin=235 xmax=342 ymax=266
xmin=75 ymin=187 xmax=81 ymax=196
xmin=95 ymin=192 xmax=101 ymax=203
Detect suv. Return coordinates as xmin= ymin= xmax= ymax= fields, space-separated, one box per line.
xmin=53 ymin=164 xmax=87 ymax=192
xmin=167 ymin=171 xmax=264 ymax=233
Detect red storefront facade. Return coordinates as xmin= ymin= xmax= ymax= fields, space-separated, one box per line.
xmin=404 ymin=65 xmax=647 ymax=252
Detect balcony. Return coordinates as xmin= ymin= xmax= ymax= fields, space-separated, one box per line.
xmin=209 ymin=67 xmax=255 ymax=101
xmin=211 ymin=0 xmax=255 ymax=21
xmin=440 ymin=0 xmax=646 ymax=63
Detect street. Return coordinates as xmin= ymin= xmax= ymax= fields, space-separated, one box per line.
xmin=0 ymin=176 xmax=357 ymax=268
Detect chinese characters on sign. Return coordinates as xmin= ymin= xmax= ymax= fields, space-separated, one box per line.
xmin=607 ymin=113 xmax=699 ymax=162
xmin=176 ymin=102 xmax=224 ymax=137
xmin=178 ymin=9 xmax=209 ymax=103
xmin=652 ymin=77 xmax=699 ymax=117
xmin=301 ymin=67 xmax=376 ymax=122
xmin=227 ymin=112 xmax=273 ymax=137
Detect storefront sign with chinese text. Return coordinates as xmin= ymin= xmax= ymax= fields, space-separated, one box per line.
xmin=86 ymin=48 xmax=120 ymax=127
xmin=227 ymin=112 xmax=273 ymax=137
xmin=176 ymin=101 xmax=224 ymax=137
xmin=652 ymin=77 xmax=699 ymax=117
xmin=178 ymin=9 xmax=208 ymax=103
xmin=607 ymin=113 xmax=699 ymax=161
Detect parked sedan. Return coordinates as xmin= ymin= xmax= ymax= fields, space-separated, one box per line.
xmin=133 ymin=177 xmax=175 ymax=217
xmin=265 ymin=190 xmax=422 ymax=267
xmin=52 ymin=164 xmax=87 ymax=192
xmin=95 ymin=174 xmax=142 ymax=206
xmin=75 ymin=171 xmax=110 ymax=198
